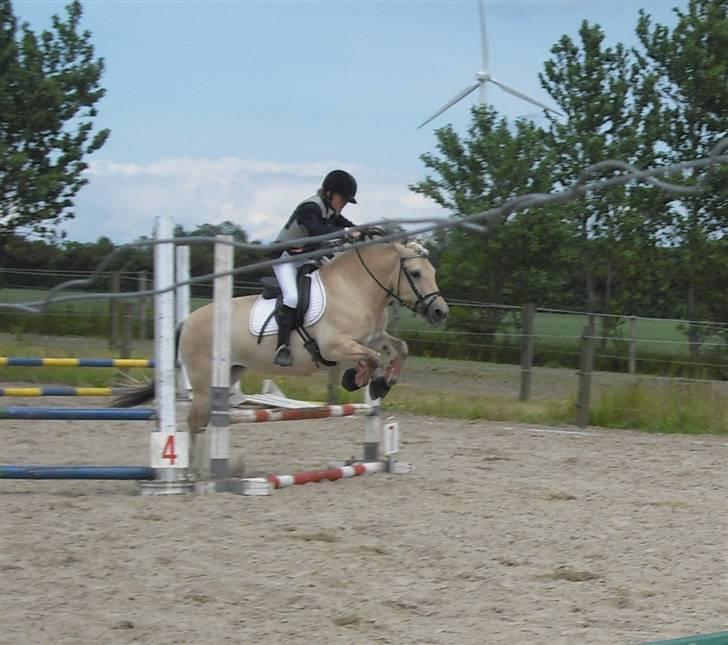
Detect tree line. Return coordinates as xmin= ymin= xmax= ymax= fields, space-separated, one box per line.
xmin=413 ymin=0 xmax=726 ymax=341
xmin=1 ymin=221 xmax=268 ymax=297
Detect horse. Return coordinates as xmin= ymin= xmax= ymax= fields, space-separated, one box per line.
xmin=113 ymin=239 xmax=448 ymax=451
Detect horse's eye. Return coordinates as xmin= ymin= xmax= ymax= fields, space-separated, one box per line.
xmin=411 ymin=270 xmax=421 ymax=279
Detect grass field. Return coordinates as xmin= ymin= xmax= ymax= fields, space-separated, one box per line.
xmin=2 ymin=332 xmax=725 ymax=434
xmin=394 ymin=305 xmax=722 ymax=358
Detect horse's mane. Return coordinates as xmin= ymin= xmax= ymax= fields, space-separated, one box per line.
xmin=324 ymin=237 xmax=429 ymax=270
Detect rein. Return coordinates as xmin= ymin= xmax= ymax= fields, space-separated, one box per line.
xmin=354 ymin=245 xmax=441 ymax=318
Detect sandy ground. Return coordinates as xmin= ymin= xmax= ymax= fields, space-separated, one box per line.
xmin=1 ymin=396 xmax=727 ymax=645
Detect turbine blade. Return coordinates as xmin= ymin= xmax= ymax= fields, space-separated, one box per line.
xmin=417 ymin=82 xmax=481 ymax=129
xmin=488 ymin=77 xmax=564 ymax=116
xmin=478 ymin=0 xmax=489 ymax=72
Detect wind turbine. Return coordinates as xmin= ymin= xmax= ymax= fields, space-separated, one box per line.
xmin=418 ymin=0 xmax=563 ymax=129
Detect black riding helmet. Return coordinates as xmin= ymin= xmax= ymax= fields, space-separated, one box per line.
xmin=322 ymin=169 xmax=358 ymax=204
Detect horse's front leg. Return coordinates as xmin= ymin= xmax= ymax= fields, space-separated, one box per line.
xmin=360 ymin=330 xmax=409 ymax=399
xmin=327 ymin=330 xmax=408 ymax=400
xmin=323 ymin=336 xmax=382 ymax=395
xmin=374 ymin=330 xmax=409 ymax=387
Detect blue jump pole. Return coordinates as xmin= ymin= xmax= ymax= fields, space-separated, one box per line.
xmin=0 ymin=465 xmax=155 ymax=480
xmin=0 ymin=407 xmax=156 ymax=420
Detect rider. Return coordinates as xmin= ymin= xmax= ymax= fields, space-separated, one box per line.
xmin=271 ymin=169 xmax=360 ymax=367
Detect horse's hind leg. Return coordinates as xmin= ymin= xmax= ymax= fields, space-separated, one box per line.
xmin=185 ymin=366 xmax=246 ymax=476
xmin=186 ymin=387 xmax=210 ymax=476
xmin=340 ymin=331 xmax=408 ymax=399
xmin=186 ymin=388 xmax=210 ymax=435
xmin=229 ymin=366 xmax=247 ymax=407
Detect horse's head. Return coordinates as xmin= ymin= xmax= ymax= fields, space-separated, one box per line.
xmin=391 ymin=240 xmax=449 ymax=325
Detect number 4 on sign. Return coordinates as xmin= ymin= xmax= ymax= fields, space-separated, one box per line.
xmin=150 ymin=433 xmax=189 ymax=468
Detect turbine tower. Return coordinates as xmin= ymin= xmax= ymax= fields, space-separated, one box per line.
xmin=418 ymin=0 xmax=563 ymax=129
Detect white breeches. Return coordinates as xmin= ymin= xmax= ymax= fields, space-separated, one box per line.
xmin=273 ymin=252 xmax=305 ymax=309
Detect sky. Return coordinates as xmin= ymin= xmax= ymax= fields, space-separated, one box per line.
xmin=13 ymin=0 xmax=686 ymax=244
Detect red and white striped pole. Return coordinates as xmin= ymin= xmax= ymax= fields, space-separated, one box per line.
xmin=229 ymin=403 xmax=373 ymax=424
xmin=243 ymin=461 xmax=385 ymax=494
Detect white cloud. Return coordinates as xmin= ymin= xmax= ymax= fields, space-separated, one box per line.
xmin=65 ymin=156 xmax=449 ymax=244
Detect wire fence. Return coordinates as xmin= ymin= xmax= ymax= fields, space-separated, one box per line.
xmin=1 ymin=142 xmax=727 ymax=430
xmin=2 ymin=281 xmax=725 ymax=366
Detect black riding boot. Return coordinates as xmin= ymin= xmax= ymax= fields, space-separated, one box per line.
xmin=273 ymin=305 xmax=296 ymax=367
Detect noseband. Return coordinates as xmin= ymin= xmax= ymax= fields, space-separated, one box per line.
xmin=355 ymin=246 xmax=441 ymax=318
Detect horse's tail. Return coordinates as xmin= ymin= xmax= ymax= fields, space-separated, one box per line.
xmin=111 ymin=325 xmax=183 ymax=407
xmin=111 ymin=379 xmax=156 ymax=408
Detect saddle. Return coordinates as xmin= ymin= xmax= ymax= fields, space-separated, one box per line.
xmin=255 ymin=264 xmax=336 ymax=367
xmin=259 ymin=264 xmax=317 ymax=328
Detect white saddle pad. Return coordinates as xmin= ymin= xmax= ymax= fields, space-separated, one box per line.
xmin=249 ymin=271 xmax=327 ymax=337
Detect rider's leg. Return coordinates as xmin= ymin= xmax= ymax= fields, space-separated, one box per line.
xmin=273 ymin=305 xmax=296 ymax=367
xmin=272 ymin=255 xmax=299 ymax=367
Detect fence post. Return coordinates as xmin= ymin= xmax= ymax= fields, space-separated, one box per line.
xmin=519 ymin=303 xmax=535 ymax=401
xmin=576 ymin=314 xmax=596 ymax=428
xmin=120 ymin=301 xmax=134 ymax=361
xmin=108 ymin=271 xmax=121 ymax=349
xmin=327 ymin=366 xmax=340 ymax=404
xmin=628 ymin=316 xmax=637 ymax=375
xmin=138 ymin=271 xmax=148 ymax=340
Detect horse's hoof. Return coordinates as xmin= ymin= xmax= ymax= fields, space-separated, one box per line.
xmin=368 ymin=377 xmax=391 ymax=400
xmin=341 ymin=368 xmax=361 ymax=392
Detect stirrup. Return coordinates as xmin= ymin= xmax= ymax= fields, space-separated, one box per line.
xmin=273 ymin=344 xmax=292 ymax=367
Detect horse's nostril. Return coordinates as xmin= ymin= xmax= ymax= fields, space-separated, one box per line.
xmin=432 ymin=307 xmax=447 ymax=322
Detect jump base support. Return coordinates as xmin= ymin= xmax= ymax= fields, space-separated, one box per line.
xmin=139 ymin=478 xmax=195 ymax=496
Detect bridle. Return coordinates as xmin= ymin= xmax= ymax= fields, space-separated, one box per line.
xmin=355 ymin=245 xmax=441 ymax=318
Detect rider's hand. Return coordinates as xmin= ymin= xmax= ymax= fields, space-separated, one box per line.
xmin=366 ymin=225 xmax=386 ymax=237
xmin=344 ymin=227 xmax=361 ymax=240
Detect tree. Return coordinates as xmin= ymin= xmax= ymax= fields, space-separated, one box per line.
xmin=636 ymin=0 xmax=728 ymax=353
xmin=0 ymin=0 xmax=109 ymax=246
xmin=540 ymin=21 xmax=667 ymax=318
xmin=411 ymin=106 xmax=574 ymax=335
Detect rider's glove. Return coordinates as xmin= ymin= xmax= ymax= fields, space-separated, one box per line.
xmin=365 ymin=225 xmax=386 ymax=237
xmin=343 ymin=227 xmax=361 ymax=241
